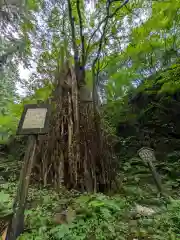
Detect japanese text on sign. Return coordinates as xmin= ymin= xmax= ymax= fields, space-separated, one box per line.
xmin=22 ymin=108 xmax=47 ymax=129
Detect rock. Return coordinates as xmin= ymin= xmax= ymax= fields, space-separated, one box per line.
xmin=66 ymin=207 xmax=76 ymax=224
xmin=53 ymin=212 xmax=67 ymax=224
xmin=130 ymin=204 xmax=156 ymax=219
xmin=53 ymin=207 xmax=76 ymax=225
xmin=135 ymin=204 xmax=155 ymax=216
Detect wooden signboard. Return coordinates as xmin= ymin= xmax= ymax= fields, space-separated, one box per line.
xmin=5 ymin=104 xmax=50 ymax=240
xmin=17 ymin=104 xmax=51 ymax=135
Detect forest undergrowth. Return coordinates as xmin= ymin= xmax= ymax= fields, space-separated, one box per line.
xmin=1 ymin=152 xmax=180 ymax=240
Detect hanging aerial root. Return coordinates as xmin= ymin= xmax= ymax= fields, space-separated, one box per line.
xmin=34 ymin=63 xmax=117 ymax=192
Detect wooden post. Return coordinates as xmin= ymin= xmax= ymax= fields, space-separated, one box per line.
xmin=146 ymin=158 xmax=163 ymax=194
xmin=6 ymin=135 xmax=37 ymax=240
xmin=4 ymin=104 xmax=50 ymax=240
xmin=138 ymin=147 xmax=167 ymax=197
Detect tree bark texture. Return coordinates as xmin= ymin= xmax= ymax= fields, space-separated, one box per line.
xmin=34 ymin=63 xmax=116 ymax=192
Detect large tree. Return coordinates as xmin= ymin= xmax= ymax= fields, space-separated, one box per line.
xmin=2 ymin=0 xmax=180 ymax=191
xmin=16 ymin=0 xmax=133 ymax=191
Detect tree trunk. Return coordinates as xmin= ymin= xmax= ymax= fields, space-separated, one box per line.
xmin=34 ymin=63 xmax=116 ymax=192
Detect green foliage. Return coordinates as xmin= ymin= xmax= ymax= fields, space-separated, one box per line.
xmin=104 ymin=62 xmax=180 ymax=158
xmin=157 ymin=64 xmax=180 ymax=93
xmin=0 ymin=157 xmax=21 ymax=181
xmin=0 ymin=182 xmax=16 ymax=219
xmin=17 ymin=193 xmax=129 ymax=240
xmin=2 ymin=0 xmax=180 ymax=239
xmin=1 ymin=149 xmax=180 ymax=240
xmin=0 ymin=84 xmax=53 ymax=144
xmin=0 ymin=191 xmax=13 ymax=217
xmin=103 ymin=0 xmax=180 ymax=100
xmin=135 ymin=199 xmax=180 ymax=240
xmin=1 ymin=178 xmax=180 ymax=240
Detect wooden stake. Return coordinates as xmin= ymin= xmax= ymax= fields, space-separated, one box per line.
xmin=6 ymin=135 xmax=37 ymax=240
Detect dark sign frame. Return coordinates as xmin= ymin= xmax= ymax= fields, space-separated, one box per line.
xmin=17 ymin=104 xmax=51 ymax=135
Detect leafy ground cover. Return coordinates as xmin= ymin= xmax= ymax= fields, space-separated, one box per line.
xmin=1 ymin=159 xmax=180 ymax=240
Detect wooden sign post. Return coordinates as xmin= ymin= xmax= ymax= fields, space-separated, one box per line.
xmin=5 ymin=104 xmax=50 ymax=240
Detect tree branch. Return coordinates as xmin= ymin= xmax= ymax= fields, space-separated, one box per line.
xmin=92 ymin=0 xmax=129 ymax=69
xmin=91 ymin=0 xmax=129 ymax=116
xmin=85 ymin=0 xmax=129 ymax=62
xmin=76 ymin=0 xmax=85 ymax=66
